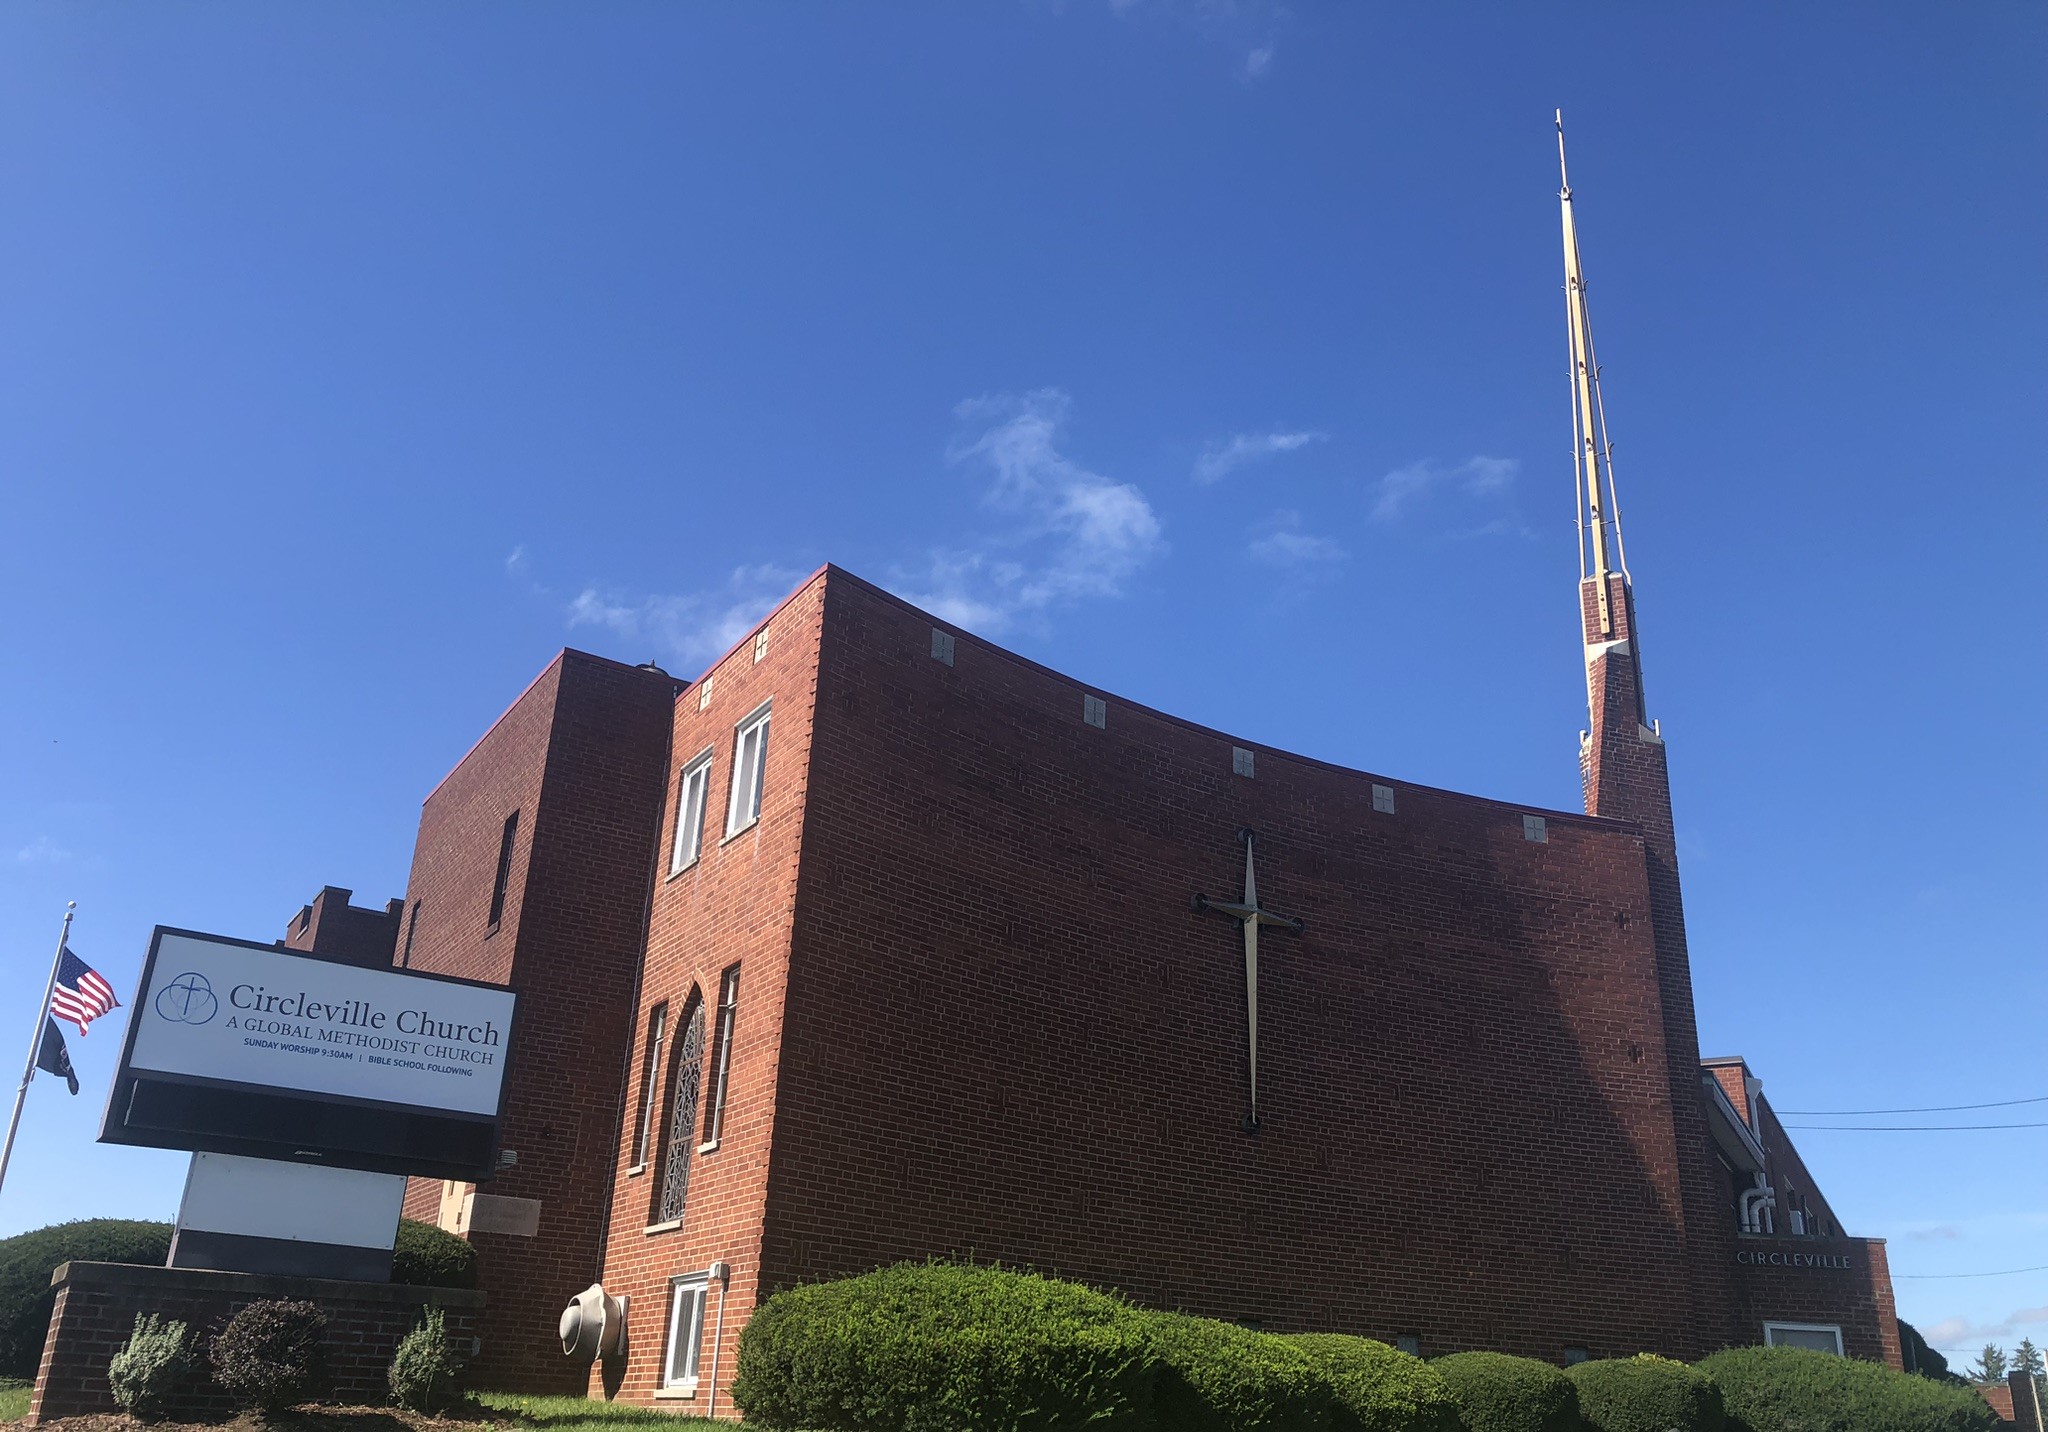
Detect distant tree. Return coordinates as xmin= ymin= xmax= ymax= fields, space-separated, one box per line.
xmin=1970 ymin=1344 xmax=2009 ymax=1385
xmin=2017 ymin=1339 xmax=2048 ymax=1406
xmin=1898 ymin=1320 xmax=1965 ymax=1384
xmin=2017 ymin=1339 xmax=2045 ymax=1378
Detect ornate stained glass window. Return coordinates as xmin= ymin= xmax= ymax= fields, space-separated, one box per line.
xmin=658 ymin=1000 xmax=707 ymax=1225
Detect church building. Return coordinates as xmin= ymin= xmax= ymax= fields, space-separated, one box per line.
xmin=347 ymin=137 xmax=1900 ymax=1409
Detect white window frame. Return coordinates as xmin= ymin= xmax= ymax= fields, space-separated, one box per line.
xmin=670 ymin=748 xmax=714 ymax=875
xmin=724 ymin=701 xmax=772 ymax=838
xmin=663 ymin=1274 xmax=710 ymax=1390
xmin=1763 ymin=1322 xmax=1844 ymax=1356
xmin=628 ymin=1002 xmax=668 ymax=1173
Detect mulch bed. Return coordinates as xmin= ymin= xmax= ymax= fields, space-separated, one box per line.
xmin=34 ymin=1407 xmax=504 ymax=1432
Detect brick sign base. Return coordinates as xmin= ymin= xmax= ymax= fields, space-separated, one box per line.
xmin=30 ymin=1261 xmax=487 ymax=1424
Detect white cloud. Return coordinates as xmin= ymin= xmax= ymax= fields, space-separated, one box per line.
xmin=1242 ymin=44 xmax=1274 ymax=80
xmin=895 ymin=389 xmax=1163 ymax=634
xmin=1193 ymin=428 xmax=1324 ymax=483
xmin=1249 ymin=509 xmax=1346 ymax=568
xmin=14 ymin=836 xmax=72 ymax=864
xmin=1904 ymin=1224 xmax=1965 ymax=1243
xmin=1370 ymin=455 xmax=1521 ymax=522
xmin=1924 ymin=1306 xmax=2048 ymax=1348
xmin=505 ymin=545 xmax=529 ymax=576
xmin=567 ymin=562 xmax=808 ymax=673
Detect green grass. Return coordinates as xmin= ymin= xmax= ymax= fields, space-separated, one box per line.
xmin=477 ymin=1389 xmax=724 ymax=1431
xmin=0 ymin=1379 xmax=29 ymax=1424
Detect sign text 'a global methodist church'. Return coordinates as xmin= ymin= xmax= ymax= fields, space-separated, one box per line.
xmin=127 ymin=930 xmax=516 ymax=1118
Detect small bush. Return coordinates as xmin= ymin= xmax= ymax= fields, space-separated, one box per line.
xmin=1567 ymin=1354 xmax=1723 ymax=1432
xmin=0 ymin=1219 xmax=172 ymax=1378
xmin=1433 ymin=1351 xmax=1584 ymax=1432
xmin=388 ymin=1305 xmax=462 ymax=1412
xmin=1697 ymin=1346 xmax=1998 ymax=1432
xmin=730 ymin=1261 xmax=1155 ymax=1432
xmin=1140 ymin=1312 xmax=1334 ymax=1432
xmin=210 ymin=1299 xmax=328 ymax=1412
xmin=391 ymin=1219 xmax=479 ymax=1290
xmin=1286 ymin=1334 xmax=1462 ymax=1432
xmin=107 ymin=1314 xmax=196 ymax=1421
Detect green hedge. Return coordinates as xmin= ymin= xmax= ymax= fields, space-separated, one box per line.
xmin=1697 ymin=1346 xmax=1998 ymax=1432
xmin=1567 ymin=1354 xmax=1723 ymax=1432
xmin=1433 ymin=1351 xmax=1584 ymax=1432
xmin=0 ymin=1219 xmax=172 ymax=1378
xmin=391 ymin=1219 xmax=478 ymax=1290
xmin=1286 ymin=1334 xmax=1461 ymax=1432
xmin=1140 ymin=1312 xmax=1333 ymax=1432
xmin=730 ymin=1262 xmax=1156 ymax=1432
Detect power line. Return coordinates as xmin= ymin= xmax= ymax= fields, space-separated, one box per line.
xmin=1782 ymin=1122 xmax=2048 ymax=1131
xmin=1775 ymin=1095 xmax=2048 ymax=1116
xmin=1897 ymin=1264 xmax=2048 ymax=1280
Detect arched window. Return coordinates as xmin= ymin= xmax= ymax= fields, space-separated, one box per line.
xmin=658 ymin=1000 xmax=707 ymax=1225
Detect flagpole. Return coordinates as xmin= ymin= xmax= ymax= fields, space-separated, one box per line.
xmin=0 ymin=902 xmax=75 ymax=1198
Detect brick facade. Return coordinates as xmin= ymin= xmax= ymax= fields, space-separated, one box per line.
xmin=274 ymin=558 xmax=1895 ymax=1411
xmin=391 ymin=649 xmax=678 ymax=1389
xmin=29 ymin=1261 xmax=484 ymax=1423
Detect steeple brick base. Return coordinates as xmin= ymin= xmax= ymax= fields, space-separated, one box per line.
xmin=1580 ymin=571 xmax=1739 ymax=1354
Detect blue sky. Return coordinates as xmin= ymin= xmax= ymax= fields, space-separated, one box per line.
xmin=2 ymin=2 xmax=2042 ymax=1364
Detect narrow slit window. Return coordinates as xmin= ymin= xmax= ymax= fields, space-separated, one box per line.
xmin=704 ymin=967 xmax=740 ymax=1147
xmin=671 ymin=751 xmax=714 ymax=874
xmin=487 ymin=811 xmax=518 ymax=927
xmin=725 ymin=703 xmax=772 ymax=836
xmin=631 ymin=1003 xmax=669 ymax=1169
xmin=657 ymin=999 xmax=707 ymax=1224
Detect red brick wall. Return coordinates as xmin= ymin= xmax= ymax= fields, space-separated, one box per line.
xmin=30 ymin=1261 xmax=484 ymax=1423
xmin=1580 ymin=573 xmax=1740 ymax=1351
xmin=745 ymin=571 xmax=1701 ymax=1363
xmin=589 ymin=576 xmax=827 ymax=1412
xmin=395 ymin=649 xmax=676 ymax=1387
xmin=1732 ymin=1235 xmax=1901 ymax=1366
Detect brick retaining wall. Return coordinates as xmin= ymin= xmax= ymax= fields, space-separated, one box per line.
xmin=30 ymin=1261 xmax=486 ymax=1423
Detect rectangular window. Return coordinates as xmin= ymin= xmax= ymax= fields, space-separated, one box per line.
xmin=664 ymin=1275 xmax=710 ymax=1388
xmin=487 ymin=811 xmax=519 ymax=928
xmin=1764 ymin=1323 xmax=1843 ymax=1356
xmin=631 ymin=1003 xmax=669 ymax=1169
xmin=703 ymin=967 xmax=740 ymax=1148
xmin=670 ymin=751 xmax=714 ymax=874
xmin=725 ymin=703 xmax=772 ymax=836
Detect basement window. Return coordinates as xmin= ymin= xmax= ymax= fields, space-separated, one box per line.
xmin=1764 ymin=1323 xmax=1843 ymax=1356
xmin=663 ymin=1273 xmax=710 ymax=1390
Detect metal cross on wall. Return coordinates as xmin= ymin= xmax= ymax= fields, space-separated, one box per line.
xmin=1191 ymin=827 xmax=1304 ymax=1132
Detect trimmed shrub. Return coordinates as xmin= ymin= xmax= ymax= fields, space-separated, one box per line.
xmin=0 ymin=1219 xmax=172 ymax=1378
xmin=1433 ymin=1351 xmax=1583 ymax=1432
xmin=391 ymin=1219 xmax=479 ymax=1290
xmin=1286 ymin=1334 xmax=1462 ymax=1432
xmin=1567 ymin=1354 xmax=1723 ymax=1432
xmin=1698 ymin=1345 xmax=1998 ymax=1432
xmin=388 ymin=1305 xmax=462 ymax=1412
xmin=1140 ymin=1312 xmax=1334 ymax=1432
xmin=730 ymin=1261 xmax=1155 ymax=1432
xmin=107 ymin=1314 xmax=197 ymax=1421
xmin=210 ymin=1299 xmax=329 ymax=1412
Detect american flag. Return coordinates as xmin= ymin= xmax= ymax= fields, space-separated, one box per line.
xmin=51 ymin=948 xmax=118 ymax=1035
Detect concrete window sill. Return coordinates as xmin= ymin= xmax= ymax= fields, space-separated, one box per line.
xmin=645 ymin=1220 xmax=682 ymax=1235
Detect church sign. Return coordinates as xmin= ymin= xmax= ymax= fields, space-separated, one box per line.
xmin=101 ymin=927 xmax=518 ymax=1182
